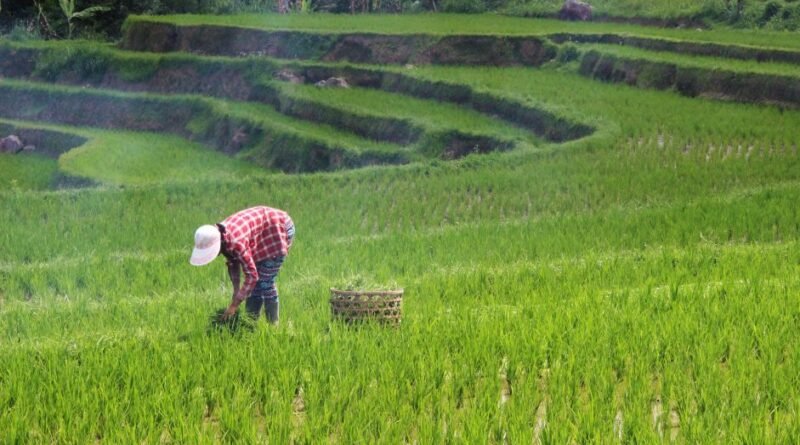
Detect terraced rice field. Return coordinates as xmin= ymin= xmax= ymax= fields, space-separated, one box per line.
xmin=1 ymin=14 xmax=799 ymax=443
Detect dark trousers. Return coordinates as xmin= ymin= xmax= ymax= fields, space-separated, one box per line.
xmin=245 ymin=256 xmax=285 ymax=324
xmin=246 ymin=223 xmax=293 ymax=324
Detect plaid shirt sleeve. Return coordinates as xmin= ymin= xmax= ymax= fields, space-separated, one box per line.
xmin=232 ymin=244 xmax=258 ymax=303
xmin=226 ymin=259 xmax=241 ymax=291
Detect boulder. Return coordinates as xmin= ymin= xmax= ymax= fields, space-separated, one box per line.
xmin=315 ymin=77 xmax=350 ymax=88
xmin=559 ymin=0 xmax=592 ymax=21
xmin=275 ymin=69 xmax=305 ymax=84
xmin=0 ymin=135 xmax=24 ymax=154
xmin=22 ymin=145 xmax=36 ymax=153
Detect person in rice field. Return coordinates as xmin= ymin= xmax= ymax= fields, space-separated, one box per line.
xmin=190 ymin=206 xmax=295 ymax=324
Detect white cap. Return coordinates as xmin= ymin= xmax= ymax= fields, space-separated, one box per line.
xmin=190 ymin=225 xmax=221 ymax=266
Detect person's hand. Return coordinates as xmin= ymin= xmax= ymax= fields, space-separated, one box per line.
xmin=222 ymin=303 xmax=238 ymax=320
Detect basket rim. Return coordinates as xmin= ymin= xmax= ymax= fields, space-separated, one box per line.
xmin=330 ymin=288 xmax=404 ymax=296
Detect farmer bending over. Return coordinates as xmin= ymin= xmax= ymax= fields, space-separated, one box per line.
xmin=190 ymin=206 xmax=295 ymax=324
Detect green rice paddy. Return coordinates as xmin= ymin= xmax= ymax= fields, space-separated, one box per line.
xmin=1 ymin=13 xmax=799 ymax=443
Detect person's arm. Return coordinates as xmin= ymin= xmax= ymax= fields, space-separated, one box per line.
xmin=226 ymin=259 xmax=240 ymax=297
xmin=236 ymin=253 xmax=259 ymax=302
xmin=223 ymin=250 xmax=258 ymax=318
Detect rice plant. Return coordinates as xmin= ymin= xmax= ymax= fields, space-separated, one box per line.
xmin=1 ymin=13 xmax=799 ymax=443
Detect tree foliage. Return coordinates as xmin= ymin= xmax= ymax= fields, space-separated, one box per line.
xmin=57 ymin=0 xmax=110 ymax=38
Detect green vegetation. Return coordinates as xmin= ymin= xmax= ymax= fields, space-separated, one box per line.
xmin=0 ymin=120 xmax=88 ymax=189
xmin=2 ymin=12 xmax=800 ymax=443
xmin=0 ymin=152 xmax=59 ymax=190
xmin=0 ymin=118 xmax=266 ymax=187
xmin=4 ymin=0 xmax=800 ymax=42
xmin=582 ymin=43 xmax=800 ymax=77
xmin=273 ymin=80 xmax=541 ymax=148
xmin=402 ymin=64 xmax=800 ymax=141
xmin=222 ymin=99 xmax=407 ymax=156
xmin=506 ymin=0 xmax=708 ymax=17
xmin=507 ymin=0 xmax=800 ymax=28
xmin=0 ymin=40 xmax=562 ymax=168
xmin=208 ymin=306 xmax=258 ymax=333
xmin=59 ymin=128 xmax=268 ymax=186
xmin=129 ymin=13 xmax=800 ymax=48
xmin=0 ymin=77 xmax=419 ymax=171
xmin=574 ymin=44 xmax=800 ymax=106
xmin=56 ymin=0 xmax=110 ymax=39
xmin=334 ymin=274 xmax=402 ymax=291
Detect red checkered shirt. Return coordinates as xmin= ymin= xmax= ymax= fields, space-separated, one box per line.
xmin=220 ymin=206 xmax=293 ymax=302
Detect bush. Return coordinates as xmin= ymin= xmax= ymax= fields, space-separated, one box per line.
xmin=556 ymin=43 xmax=580 ymax=63
xmin=728 ymin=0 xmax=800 ymax=29
xmin=4 ymin=19 xmax=43 ymax=41
xmin=439 ymin=0 xmax=507 ymax=12
xmin=32 ymin=46 xmax=111 ymax=82
xmin=0 ymin=0 xmax=282 ymax=39
xmin=440 ymin=0 xmax=487 ymax=13
xmin=760 ymin=1 xmax=800 ymax=30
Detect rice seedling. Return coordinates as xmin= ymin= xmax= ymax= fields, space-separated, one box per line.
xmin=207 ymin=307 xmax=258 ymax=334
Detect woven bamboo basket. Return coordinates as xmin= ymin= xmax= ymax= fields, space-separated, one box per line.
xmin=329 ymin=288 xmax=403 ymax=325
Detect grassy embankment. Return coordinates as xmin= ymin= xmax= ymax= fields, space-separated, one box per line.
xmin=0 ymin=40 xmax=557 ymax=173
xmin=129 ymin=13 xmax=800 ymax=50
xmin=503 ymin=0 xmax=713 ymax=18
xmin=579 ymin=43 xmax=800 ymax=77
